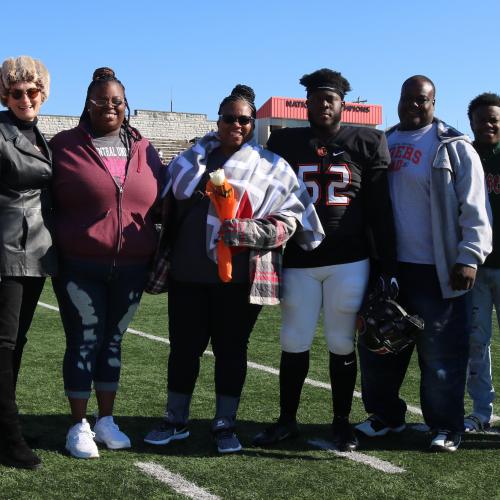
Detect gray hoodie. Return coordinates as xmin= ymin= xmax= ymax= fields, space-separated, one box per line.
xmin=386 ymin=118 xmax=492 ymax=299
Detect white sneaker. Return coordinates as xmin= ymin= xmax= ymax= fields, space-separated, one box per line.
xmin=94 ymin=416 xmax=131 ymax=450
xmin=355 ymin=415 xmax=406 ymax=437
xmin=430 ymin=430 xmax=461 ymax=452
xmin=66 ymin=419 xmax=100 ymax=459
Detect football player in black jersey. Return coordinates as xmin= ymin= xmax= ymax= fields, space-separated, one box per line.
xmin=253 ymin=68 xmax=397 ymax=451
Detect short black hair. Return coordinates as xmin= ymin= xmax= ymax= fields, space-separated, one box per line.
xmin=299 ymin=68 xmax=351 ymax=99
xmin=218 ymin=84 xmax=256 ymax=118
xmin=468 ymin=92 xmax=500 ymax=121
xmin=401 ymin=75 xmax=436 ymax=96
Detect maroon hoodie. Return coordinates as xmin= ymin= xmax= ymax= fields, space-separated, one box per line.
xmin=50 ymin=125 xmax=162 ymax=265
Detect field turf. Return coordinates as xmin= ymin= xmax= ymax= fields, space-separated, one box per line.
xmin=0 ymin=285 xmax=499 ymax=499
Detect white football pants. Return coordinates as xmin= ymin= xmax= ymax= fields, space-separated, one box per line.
xmin=280 ymin=259 xmax=369 ymax=355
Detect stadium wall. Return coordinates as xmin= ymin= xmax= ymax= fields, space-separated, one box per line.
xmin=38 ymin=109 xmax=217 ymax=141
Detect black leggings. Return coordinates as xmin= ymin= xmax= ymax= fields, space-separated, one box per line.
xmin=0 ymin=276 xmax=45 ymax=384
xmin=167 ymin=280 xmax=262 ymax=397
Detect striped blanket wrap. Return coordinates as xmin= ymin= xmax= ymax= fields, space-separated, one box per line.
xmin=154 ymin=132 xmax=324 ymax=304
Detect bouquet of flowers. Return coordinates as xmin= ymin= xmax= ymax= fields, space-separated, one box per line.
xmin=206 ymin=169 xmax=237 ymax=282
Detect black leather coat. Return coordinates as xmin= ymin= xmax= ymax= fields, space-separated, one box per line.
xmin=0 ymin=111 xmax=57 ymax=277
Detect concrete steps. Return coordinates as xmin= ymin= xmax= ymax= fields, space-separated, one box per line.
xmin=148 ymin=137 xmax=191 ymax=163
xmin=42 ymin=134 xmax=192 ymax=165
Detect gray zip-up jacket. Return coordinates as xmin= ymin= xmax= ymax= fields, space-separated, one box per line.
xmin=387 ymin=118 xmax=492 ymax=299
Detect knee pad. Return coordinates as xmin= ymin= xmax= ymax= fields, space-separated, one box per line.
xmin=280 ymin=328 xmax=313 ymax=353
xmin=327 ymin=334 xmax=356 ymax=356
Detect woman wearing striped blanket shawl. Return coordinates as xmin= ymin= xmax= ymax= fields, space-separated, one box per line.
xmin=144 ymin=85 xmax=324 ymax=454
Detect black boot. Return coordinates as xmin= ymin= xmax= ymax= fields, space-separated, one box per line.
xmin=0 ymin=349 xmax=41 ymax=469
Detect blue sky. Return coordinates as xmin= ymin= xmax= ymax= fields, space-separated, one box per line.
xmin=3 ymin=0 xmax=498 ymax=136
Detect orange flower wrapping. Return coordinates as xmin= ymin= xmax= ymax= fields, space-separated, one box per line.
xmin=206 ymin=173 xmax=237 ymax=282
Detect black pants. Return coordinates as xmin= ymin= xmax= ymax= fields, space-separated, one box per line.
xmin=0 ymin=277 xmax=45 ymax=383
xmin=167 ymin=280 xmax=262 ymax=397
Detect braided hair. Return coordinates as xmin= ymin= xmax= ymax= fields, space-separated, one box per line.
xmin=218 ymin=84 xmax=257 ymax=118
xmin=80 ymin=67 xmax=141 ymax=152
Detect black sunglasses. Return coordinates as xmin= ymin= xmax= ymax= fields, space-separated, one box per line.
xmin=9 ymin=88 xmax=41 ymax=100
xmin=219 ymin=114 xmax=254 ymax=126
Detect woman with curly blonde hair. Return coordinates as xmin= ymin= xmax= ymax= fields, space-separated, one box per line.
xmin=0 ymin=55 xmax=56 ymax=469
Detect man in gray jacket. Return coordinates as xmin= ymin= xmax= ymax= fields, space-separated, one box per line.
xmin=356 ymin=75 xmax=492 ymax=452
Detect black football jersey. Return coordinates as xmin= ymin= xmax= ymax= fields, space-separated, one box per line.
xmin=267 ymin=126 xmax=395 ymax=268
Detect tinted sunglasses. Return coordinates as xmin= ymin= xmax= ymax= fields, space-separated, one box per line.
xmin=219 ymin=114 xmax=254 ymax=126
xmin=89 ymin=97 xmax=125 ymax=107
xmin=9 ymin=88 xmax=41 ymax=100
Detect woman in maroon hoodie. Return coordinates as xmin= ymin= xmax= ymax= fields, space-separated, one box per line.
xmin=50 ymin=68 xmax=162 ymax=459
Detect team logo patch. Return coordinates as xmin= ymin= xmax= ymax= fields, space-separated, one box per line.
xmin=316 ymin=146 xmax=328 ymax=157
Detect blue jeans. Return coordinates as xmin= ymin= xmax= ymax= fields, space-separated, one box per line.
xmin=467 ymin=266 xmax=500 ymax=422
xmin=359 ymin=263 xmax=471 ymax=433
xmin=52 ymin=259 xmax=148 ymax=398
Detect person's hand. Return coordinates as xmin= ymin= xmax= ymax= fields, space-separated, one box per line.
xmin=449 ymin=263 xmax=476 ymax=291
xmin=220 ymin=218 xmax=240 ymax=246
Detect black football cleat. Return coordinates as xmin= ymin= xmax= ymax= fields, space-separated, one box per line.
xmin=332 ymin=417 xmax=358 ymax=452
xmin=252 ymin=420 xmax=299 ymax=446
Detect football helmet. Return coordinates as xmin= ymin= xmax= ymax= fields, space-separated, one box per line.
xmin=357 ymin=288 xmax=424 ymax=355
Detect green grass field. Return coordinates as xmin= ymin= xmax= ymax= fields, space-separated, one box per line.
xmin=1 ymin=284 xmax=499 ymax=499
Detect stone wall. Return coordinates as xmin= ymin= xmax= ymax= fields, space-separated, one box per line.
xmin=37 ymin=114 xmax=79 ymax=138
xmin=130 ymin=109 xmax=216 ymax=141
xmin=38 ymin=109 xmax=217 ymax=141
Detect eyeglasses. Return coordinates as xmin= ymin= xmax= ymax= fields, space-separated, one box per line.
xmin=89 ymin=97 xmax=125 ymax=107
xmin=219 ymin=114 xmax=254 ymax=126
xmin=9 ymin=88 xmax=41 ymax=100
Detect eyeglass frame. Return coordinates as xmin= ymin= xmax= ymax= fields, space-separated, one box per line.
xmin=8 ymin=87 xmax=41 ymax=100
xmin=88 ymin=97 xmax=126 ymax=108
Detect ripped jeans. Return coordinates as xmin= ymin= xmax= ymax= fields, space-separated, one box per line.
xmin=52 ymin=259 xmax=148 ymax=398
xmin=359 ymin=263 xmax=471 ymax=433
xmin=467 ymin=266 xmax=500 ymax=422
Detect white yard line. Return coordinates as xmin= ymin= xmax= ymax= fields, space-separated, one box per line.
xmin=126 ymin=327 xmax=169 ymax=344
xmin=39 ymin=301 xmax=59 ymax=312
xmin=135 ymin=462 xmax=220 ymax=500
xmin=308 ymin=439 xmax=406 ymax=474
xmin=37 ymin=301 xmax=499 ymax=423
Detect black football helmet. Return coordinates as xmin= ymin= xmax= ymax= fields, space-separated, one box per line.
xmin=357 ymin=288 xmax=424 ymax=355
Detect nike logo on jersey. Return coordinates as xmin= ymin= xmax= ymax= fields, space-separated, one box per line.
xmin=331 ymin=150 xmax=345 ymax=157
